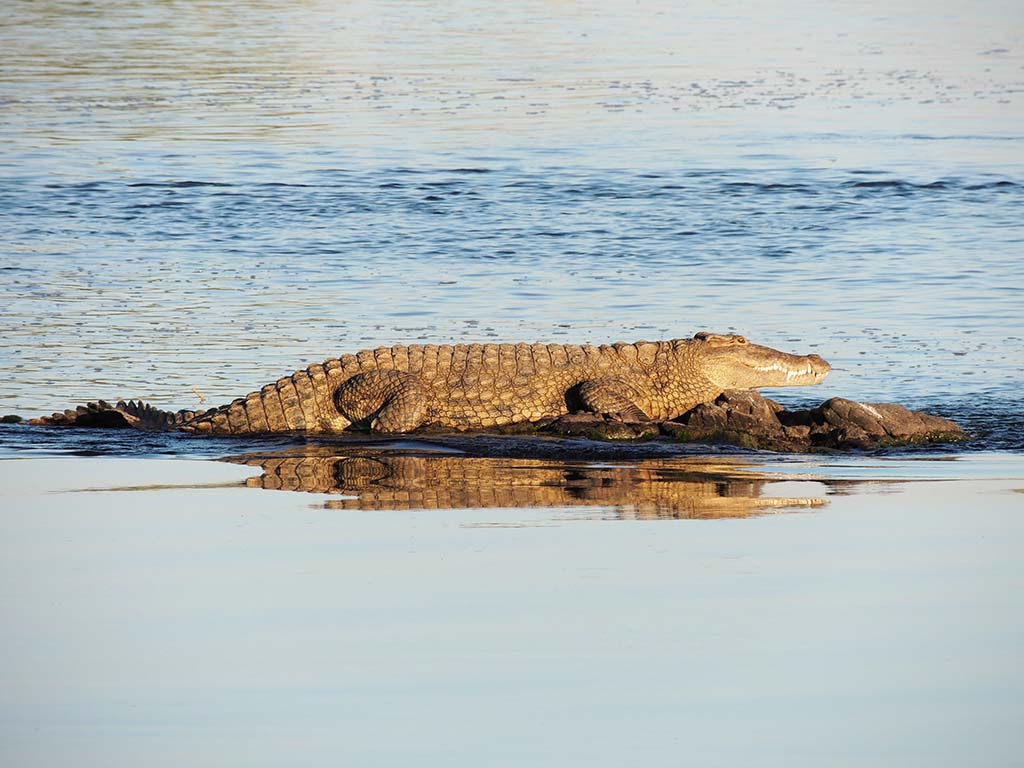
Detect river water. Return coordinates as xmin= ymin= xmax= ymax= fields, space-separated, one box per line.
xmin=2 ymin=0 xmax=1023 ymax=447
xmin=2 ymin=5 xmax=1024 ymax=766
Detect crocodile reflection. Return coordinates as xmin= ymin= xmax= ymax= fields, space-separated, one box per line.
xmin=225 ymin=448 xmax=826 ymax=519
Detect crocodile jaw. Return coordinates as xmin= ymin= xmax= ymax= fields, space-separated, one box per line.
xmin=692 ymin=333 xmax=831 ymax=390
xmin=740 ymin=354 xmax=832 ymax=387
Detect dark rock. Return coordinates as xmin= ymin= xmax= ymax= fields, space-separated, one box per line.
xmin=658 ymin=421 xmax=696 ymax=440
xmin=670 ymin=390 xmax=790 ymax=448
xmin=717 ymin=390 xmax=784 ymax=419
xmin=681 ymin=402 xmax=728 ymax=431
xmin=777 ymin=408 xmax=816 ymax=428
xmin=814 ymin=398 xmax=965 ymax=448
xmin=782 ymin=424 xmax=810 ymax=441
xmin=665 ymin=392 xmax=966 ymax=451
xmin=681 ymin=391 xmax=785 ymax=433
xmin=1 ymin=414 xmax=22 ymax=424
xmin=723 ymin=409 xmax=772 ymax=434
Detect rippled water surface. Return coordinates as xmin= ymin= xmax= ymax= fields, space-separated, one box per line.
xmin=1 ymin=1 xmax=1023 ymax=446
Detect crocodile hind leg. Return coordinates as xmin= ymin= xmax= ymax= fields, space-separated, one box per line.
xmin=574 ymin=377 xmax=651 ymax=422
xmin=334 ymin=371 xmax=429 ymax=433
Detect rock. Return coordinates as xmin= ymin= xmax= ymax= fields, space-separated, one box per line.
xmin=662 ymin=392 xmax=966 ymax=451
xmin=782 ymin=424 xmax=810 ymax=441
xmin=682 ymin=391 xmax=785 ymax=433
xmin=1 ymin=414 xmax=23 ymax=424
xmin=681 ymin=402 xmax=729 ymax=431
xmin=814 ymin=398 xmax=964 ymax=448
xmin=716 ymin=390 xmax=784 ymax=419
xmin=658 ymin=421 xmax=696 ymax=440
xmin=670 ymin=390 xmax=788 ymax=447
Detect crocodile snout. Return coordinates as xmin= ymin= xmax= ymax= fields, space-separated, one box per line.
xmin=808 ymin=353 xmax=830 ymax=370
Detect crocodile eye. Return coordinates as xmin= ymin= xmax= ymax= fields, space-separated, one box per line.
xmin=735 ymin=335 xmax=747 ymax=344
xmin=694 ymin=331 xmax=711 ymax=341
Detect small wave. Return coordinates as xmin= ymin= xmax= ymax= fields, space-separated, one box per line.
xmin=843 ymin=178 xmax=1022 ymax=195
xmin=43 ymin=181 xmax=107 ymax=191
xmin=964 ymin=180 xmax=1020 ymax=190
xmin=127 ymin=180 xmax=233 ymax=188
xmin=901 ymin=133 xmax=1024 ymax=142
xmin=721 ymin=181 xmax=817 ymax=193
xmin=256 ymin=182 xmax=313 ymax=189
xmin=848 ymin=180 xmax=951 ymax=190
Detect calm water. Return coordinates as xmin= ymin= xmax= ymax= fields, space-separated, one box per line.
xmin=1 ymin=453 xmax=1023 ymax=767
xmin=1 ymin=1 xmax=1022 ymax=448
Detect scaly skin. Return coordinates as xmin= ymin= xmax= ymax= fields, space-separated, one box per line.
xmin=30 ymin=332 xmax=831 ymax=435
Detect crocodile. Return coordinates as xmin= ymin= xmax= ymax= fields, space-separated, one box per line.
xmin=29 ymin=332 xmax=830 ymax=435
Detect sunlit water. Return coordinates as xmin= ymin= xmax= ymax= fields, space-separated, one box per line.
xmin=2 ymin=0 xmax=1023 ymax=448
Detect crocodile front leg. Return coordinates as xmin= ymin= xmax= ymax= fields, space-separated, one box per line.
xmin=574 ymin=377 xmax=651 ymax=421
xmin=334 ymin=370 xmax=429 ymax=433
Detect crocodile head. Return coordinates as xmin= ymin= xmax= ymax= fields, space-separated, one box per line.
xmin=689 ymin=332 xmax=831 ymax=390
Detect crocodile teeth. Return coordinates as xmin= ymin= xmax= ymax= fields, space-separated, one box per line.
xmin=752 ymin=362 xmax=813 ymax=379
xmin=785 ymin=365 xmax=813 ymax=380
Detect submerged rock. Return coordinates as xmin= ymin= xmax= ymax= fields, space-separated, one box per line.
xmin=546 ymin=390 xmax=965 ymax=451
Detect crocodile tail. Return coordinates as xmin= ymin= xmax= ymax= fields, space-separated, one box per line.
xmin=29 ymin=399 xmax=197 ymax=431
xmin=179 ymin=357 xmax=361 ymax=435
xmin=31 ymin=354 xmax=369 ymax=436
